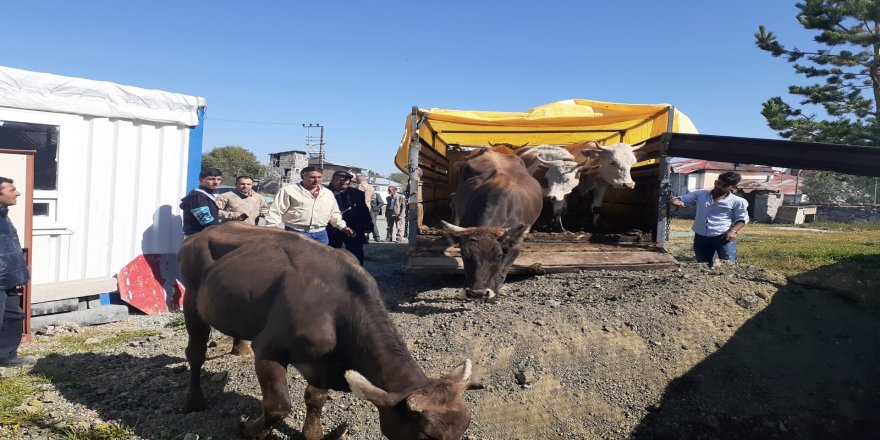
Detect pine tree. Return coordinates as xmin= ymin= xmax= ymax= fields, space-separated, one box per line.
xmin=756 ymin=1 xmax=879 ymax=203
xmin=756 ymin=0 xmax=879 ymax=145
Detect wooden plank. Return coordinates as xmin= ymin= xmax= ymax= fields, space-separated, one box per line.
xmin=406 ymin=250 xmax=678 ymax=274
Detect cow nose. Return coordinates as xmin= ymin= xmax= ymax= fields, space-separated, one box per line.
xmin=625 ymin=182 xmax=635 ymax=189
xmin=464 ymin=288 xmax=496 ymax=301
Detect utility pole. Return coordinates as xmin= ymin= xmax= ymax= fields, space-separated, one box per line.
xmin=303 ymin=123 xmax=325 ymax=169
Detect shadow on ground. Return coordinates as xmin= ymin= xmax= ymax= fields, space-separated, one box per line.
xmin=29 ymin=352 xmax=308 ymax=439
xmin=631 ymin=261 xmax=880 ymax=440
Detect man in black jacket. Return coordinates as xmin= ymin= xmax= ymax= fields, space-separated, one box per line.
xmin=180 ymin=168 xmax=223 ymax=237
xmin=0 ymin=177 xmax=32 ymax=367
xmin=326 ymin=171 xmax=373 ymax=264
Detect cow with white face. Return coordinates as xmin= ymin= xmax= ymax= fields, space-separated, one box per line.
xmin=565 ymin=141 xmax=644 ymax=226
xmin=516 ymin=145 xmax=587 ymax=232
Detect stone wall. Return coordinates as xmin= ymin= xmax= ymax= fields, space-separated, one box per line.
xmin=754 ymin=194 xmax=783 ymax=223
xmin=816 ymin=205 xmax=880 ymax=223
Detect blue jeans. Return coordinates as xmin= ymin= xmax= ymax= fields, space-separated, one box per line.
xmin=693 ymin=233 xmax=737 ymax=267
xmin=285 ymin=227 xmax=329 ymax=245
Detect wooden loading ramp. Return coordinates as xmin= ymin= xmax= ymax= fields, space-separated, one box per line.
xmin=405 ymin=238 xmax=679 ymax=275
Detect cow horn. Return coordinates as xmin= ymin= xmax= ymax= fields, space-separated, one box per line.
xmin=631 ymin=142 xmax=645 ymax=150
xmin=441 ymin=220 xmax=466 ymax=234
xmin=488 ymin=141 xmax=496 ymax=147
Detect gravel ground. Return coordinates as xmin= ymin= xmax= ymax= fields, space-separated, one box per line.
xmin=3 ymin=240 xmax=880 ymax=440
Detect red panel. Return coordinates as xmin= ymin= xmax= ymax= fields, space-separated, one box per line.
xmin=117 ymin=254 xmax=185 ymax=315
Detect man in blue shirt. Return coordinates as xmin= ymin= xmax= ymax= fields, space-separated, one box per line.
xmin=672 ymin=171 xmax=749 ymax=267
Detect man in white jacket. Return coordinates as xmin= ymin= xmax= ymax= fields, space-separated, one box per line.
xmin=265 ymin=167 xmax=354 ymax=244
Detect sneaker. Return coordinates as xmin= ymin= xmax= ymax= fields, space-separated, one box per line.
xmin=0 ymin=356 xmax=35 ymax=367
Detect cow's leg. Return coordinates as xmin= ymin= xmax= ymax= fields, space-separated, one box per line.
xmin=591 ymin=185 xmax=608 ymax=227
xmin=183 ymin=312 xmax=210 ymax=412
xmin=552 ymin=199 xmax=568 ymax=232
xmin=240 ymin=355 xmax=292 ymax=439
xmin=302 ymin=384 xmax=329 ymax=440
xmin=230 ymin=338 xmax=253 ymax=356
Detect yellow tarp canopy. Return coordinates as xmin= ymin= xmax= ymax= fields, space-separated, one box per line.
xmin=395 ymin=99 xmax=698 ymax=171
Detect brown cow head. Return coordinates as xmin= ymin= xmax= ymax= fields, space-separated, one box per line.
xmin=346 ymin=359 xmax=482 ymax=440
xmin=441 ymin=220 xmax=528 ymax=303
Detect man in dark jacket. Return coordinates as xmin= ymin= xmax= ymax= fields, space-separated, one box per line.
xmin=180 ymin=168 xmax=223 ymax=237
xmin=0 ymin=177 xmax=32 ymax=366
xmin=326 ymin=171 xmax=373 ymax=264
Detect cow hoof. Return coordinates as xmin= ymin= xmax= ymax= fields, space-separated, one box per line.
xmin=240 ymin=419 xmax=265 ymax=440
xmin=182 ymin=399 xmax=206 ymax=413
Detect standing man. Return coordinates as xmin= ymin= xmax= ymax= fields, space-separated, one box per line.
xmin=356 ymin=175 xmax=375 ymax=207
xmin=326 ymin=171 xmax=373 ymax=264
xmin=265 ymin=167 xmax=354 ymax=244
xmin=0 ymin=177 xmax=32 ymax=366
xmin=216 ymin=175 xmax=269 ymax=225
xmin=385 ymin=186 xmax=407 ymax=243
xmin=369 ymin=188 xmax=385 ymax=242
xmin=671 ymin=171 xmax=749 ymax=267
xmin=180 ymin=168 xmax=223 ymax=237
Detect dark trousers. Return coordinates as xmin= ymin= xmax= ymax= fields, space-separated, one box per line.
xmin=693 ymin=233 xmax=737 ymax=267
xmin=0 ymin=292 xmax=24 ymax=361
xmin=328 ymin=228 xmax=365 ymax=265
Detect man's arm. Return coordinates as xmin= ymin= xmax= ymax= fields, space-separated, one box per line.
xmin=328 ymin=199 xmax=354 ymax=237
xmin=725 ymin=199 xmax=750 ymax=240
xmin=215 ymin=193 xmax=239 ymax=220
xmin=264 ymin=189 xmax=289 ymax=228
xmin=672 ymin=190 xmax=701 ymax=207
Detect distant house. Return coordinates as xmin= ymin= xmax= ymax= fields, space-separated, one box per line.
xmin=308 ymin=157 xmax=365 ymax=181
xmin=263 ymin=150 xmax=308 ymax=193
xmin=670 ymin=159 xmax=776 ymax=196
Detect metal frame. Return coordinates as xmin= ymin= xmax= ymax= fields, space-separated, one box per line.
xmin=407 ymin=107 xmax=423 ymax=244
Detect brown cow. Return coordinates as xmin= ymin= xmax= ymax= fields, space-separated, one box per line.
xmin=443 ymin=150 xmax=543 ymax=302
xmin=178 ymin=222 xmax=480 ymax=440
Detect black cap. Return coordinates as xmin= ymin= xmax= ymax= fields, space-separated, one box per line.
xmin=332 ymin=171 xmax=354 ymax=179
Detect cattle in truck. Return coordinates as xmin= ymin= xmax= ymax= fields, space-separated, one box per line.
xmin=443 ymin=149 xmax=543 ymax=303
xmin=564 ymin=140 xmax=644 ymax=227
xmin=516 ymin=144 xmax=589 ymax=232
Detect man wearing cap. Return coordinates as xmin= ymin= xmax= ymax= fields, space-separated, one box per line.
xmin=386 ymin=186 xmax=407 ymax=242
xmin=265 ymin=167 xmax=354 ymax=244
xmin=326 ymin=171 xmax=373 ymax=264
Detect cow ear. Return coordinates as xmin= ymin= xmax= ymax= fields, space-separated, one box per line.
xmin=406 ymin=392 xmax=429 ymax=413
xmin=345 ymin=370 xmax=400 ymax=407
xmin=581 ymin=149 xmax=600 ymax=158
xmin=444 ymin=359 xmax=473 ymax=382
xmin=499 ymin=224 xmax=528 ymax=248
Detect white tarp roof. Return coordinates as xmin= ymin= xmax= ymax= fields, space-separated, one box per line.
xmin=0 ymin=66 xmax=205 ymax=126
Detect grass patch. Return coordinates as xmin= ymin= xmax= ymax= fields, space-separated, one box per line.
xmin=165 ymin=313 xmax=185 ymax=330
xmin=0 ymin=372 xmax=49 ymax=417
xmin=61 ymin=422 xmax=135 ymax=440
xmin=666 ymin=219 xmax=880 ymax=305
xmin=25 ymin=330 xmax=162 ymax=356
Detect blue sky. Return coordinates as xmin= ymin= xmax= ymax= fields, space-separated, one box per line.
xmin=3 ymin=1 xmax=817 ymax=176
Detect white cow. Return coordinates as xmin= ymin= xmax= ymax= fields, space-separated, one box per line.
xmin=516 ymin=145 xmax=588 ymax=231
xmin=564 ymin=141 xmax=644 ymax=226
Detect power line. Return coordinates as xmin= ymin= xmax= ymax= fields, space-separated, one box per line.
xmin=208 ymin=117 xmax=302 ymax=126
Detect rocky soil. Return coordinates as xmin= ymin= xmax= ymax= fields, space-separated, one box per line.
xmin=3 ymin=241 xmax=880 ymax=440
